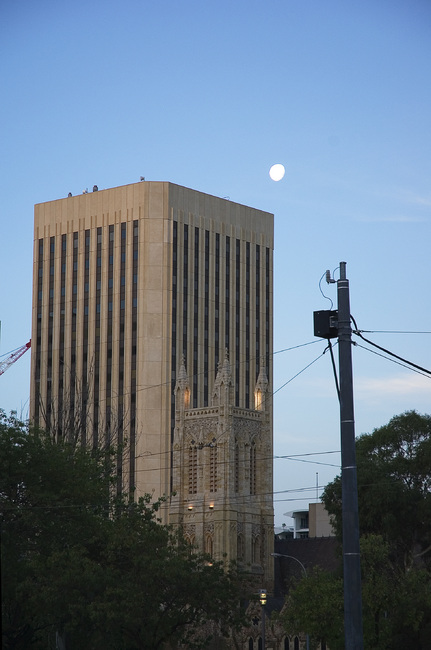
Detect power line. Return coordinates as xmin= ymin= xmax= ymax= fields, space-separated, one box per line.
xmin=272 ymin=347 xmax=328 ymax=397
xmin=354 ymin=342 xmax=431 ymax=380
xmin=358 ymin=330 xmax=431 ymax=334
xmin=351 ymin=315 xmax=431 ymax=377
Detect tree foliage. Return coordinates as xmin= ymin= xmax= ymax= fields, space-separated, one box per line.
xmin=277 ymin=566 xmax=344 ymax=650
xmin=277 ymin=411 xmax=431 ymax=649
xmin=323 ymin=410 xmax=431 ymax=567
xmin=0 ymin=410 xmax=249 ymax=649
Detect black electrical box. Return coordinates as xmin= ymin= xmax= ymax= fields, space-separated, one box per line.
xmin=314 ymin=310 xmax=338 ymax=339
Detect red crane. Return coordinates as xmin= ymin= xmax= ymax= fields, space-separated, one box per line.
xmin=0 ymin=340 xmax=31 ymax=376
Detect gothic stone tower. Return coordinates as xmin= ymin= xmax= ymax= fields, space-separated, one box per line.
xmin=170 ymin=350 xmax=274 ymax=588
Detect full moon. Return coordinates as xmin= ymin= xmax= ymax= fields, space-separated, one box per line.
xmin=269 ymin=163 xmax=285 ymax=182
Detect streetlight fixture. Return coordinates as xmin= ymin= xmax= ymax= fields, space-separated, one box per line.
xmin=271 ymin=553 xmax=310 ymax=650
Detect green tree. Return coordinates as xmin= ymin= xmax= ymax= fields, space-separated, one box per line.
xmin=277 ymin=412 xmax=431 ymax=649
xmin=276 ymin=566 xmax=344 ymax=650
xmin=0 ymin=410 xmax=249 ymax=649
xmin=321 ymin=411 xmax=431 ymax=648
xmin=323 ymin=410 xmax=431 ymax=567
xmin=1 ymin=410 xmax=113 ymax=648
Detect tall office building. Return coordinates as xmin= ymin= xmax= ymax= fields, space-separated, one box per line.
xmin=31 ymin=181 xmax=274 ymax=583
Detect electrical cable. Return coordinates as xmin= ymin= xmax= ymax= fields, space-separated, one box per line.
xmin=358 ymin=330 xmax=431 ymax=335
xmin=354 ymin=342 xmax=431 ymax=380
xmin=351 ymin=315 xmax=431 ymax=377
xmin=274 ymin=340 xmax=321 ymax=354
xmin=272 ymin=347 xmax=328 ymax=397
xmin=318 ymin=272 xmax=334 ymax=310
xmin=327 ymin=339 xmax=340 ymax=401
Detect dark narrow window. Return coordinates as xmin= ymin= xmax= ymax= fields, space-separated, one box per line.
xmin=46 ymin=236 xmax=55 ymax=429
xmin=204 ymin=230 xmax=210 ymax=405
xmin=106 ymin=224 xmax=114 ymax=450
xmin=130 ymin=219 xmax=139 ymax=496
xmin=235 ymin=239 xmax=240 ymax=406
xmin=265 ymin=248 xmax=270 ymax=380
xmin=225 ymin=236 xmax=230 ymax=351
xmin=34 ymin=239 xmax=44 ymax=422
xmin=58 ymin=234 xmax=67 ymax=436
xmin=93 ymin=227 xmax=102 ymax=448
xmin=182 ymin=224 xmax=189 ymax=360
xmin=255 ymin=244 xmax=260 ymax=379
xmin=171 ymin=220 xmax=178 ymax=445
xmin=193 ymin=227 xmax=199 ymax=407
xmin=246 ymin=242 xmax=250 ymax=408
xmin=116 ymin=223 xmax=127 ymax=492
xmin=215 ymin=233 xmax=220 ymax=370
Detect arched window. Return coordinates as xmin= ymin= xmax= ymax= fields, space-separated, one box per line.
xmin=294 ymin=637 xmax=300 ymax=650
xmin=248 ymin=639 xmax=254 ymax=650
xmin=205 ymin=534 xmax=213 ymax=557
xmin=252 ymin=534 xmax=261 ymax=564
xmin=258 ymin=637 xmax=263 ymax=650
xmin=254 ymin=387 xmax=263 ymax=410
xmin=185 ymin=533 xmax=195 ymax=547
xmin=284 ymin=638 xmax=290 ymax=650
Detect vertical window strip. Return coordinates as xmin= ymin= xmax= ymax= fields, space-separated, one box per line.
xmin=266 ymin=248 xmax=270 ymax=379
xmin=204 ymin=230 xmax=209 ymax=406
xmin=256 ymin=244 xmax=260 ymax=379
xmin=34 ymin=239 xmax=44 ymax=422
xmin=70 ymin=232 xmax=79 ymax=431
xmin=46 ymin=236 xmax=55 ymax=429
xmin=82 ymin=229 xmax=90 ymax=443
xmin=58 ymin=234 xmax=67 ymax=435
xmin=77 ymin=230 xmax=89 ymax=444
xmin=245 ymin=242 xmax=250 ymax=409
xmin=215 ymin=233 xmax=220 ymax=370
xmin=171 ymin=221 xmax=178 ymax=443
xmin=93 ymin=228 xmax=102 ymax=447
xmin=130 ymin=219 xmax=139 ymax=495
xmin=106 ymin=226 xmax=114 ymax=447
xmin=182 ymin=224 xmax=188 ymax=358
xmin=116 ymin=223 xmax=127 ymax=491
xmin=235 ymin=239 xmax=240 ymax=407
xmin=225 ymin=236 xmax=230 ymax=351
xmin=193 ymin=228 xmax=199 ymax=408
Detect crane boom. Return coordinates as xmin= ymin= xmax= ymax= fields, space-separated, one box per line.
xmin=0 ymin=340 xmax=31 ymax=376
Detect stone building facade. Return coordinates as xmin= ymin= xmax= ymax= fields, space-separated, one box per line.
xmin=171 ymin=350 xmax=273 ymax=587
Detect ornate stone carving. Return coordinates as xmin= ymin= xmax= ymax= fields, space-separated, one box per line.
xmin=183 ymin=524 xmax=196 ymax=537
xmin=204 ymin=522 xmax=214 ymax=535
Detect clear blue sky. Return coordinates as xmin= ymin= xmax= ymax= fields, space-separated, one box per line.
xmin=1 ymin=0 xmax=430 ymax=526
